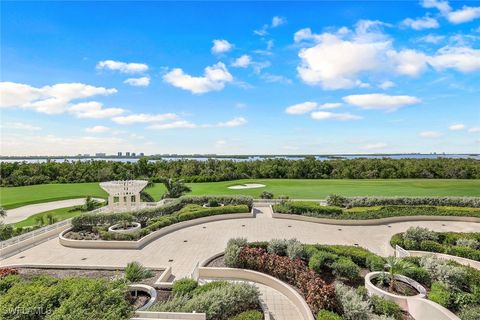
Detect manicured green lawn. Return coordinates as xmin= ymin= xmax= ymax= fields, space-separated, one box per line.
xmin=1 ymin=179 xmax=479 ymax=209
xmin=0 ymin=182 xmax=107 ymax=209
xmin=10 ymin=206 xmax=84 ymax=228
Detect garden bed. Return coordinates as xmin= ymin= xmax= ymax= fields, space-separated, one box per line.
xmin=391 ymin=227 xmax=480 ymax=261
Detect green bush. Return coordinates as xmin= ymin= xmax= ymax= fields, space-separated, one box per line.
xmin=172 ymin=278 xmax=199 ymax=298
xmin=267 ymin=239 xmax=288 ymax=256
xmin=401 ymin=267 xmax=431 ymax=287
xmin=309 ymin=251 xmax=338 ymax=273
xmin=152 ymin=282 xmax=260 ymax=320
xmin=0 ymin=274 xmax=20 ymax=294
xmin=259 ymin=191 xmax=274 ymax=199
xmin=225 ymin=238 xmax=248 ymax=267
xmin=228 ymin=310 xmax=263 ymax=320
xmin=192 ymin=281 xmax=229 ymax=296
xmin=286 ymin=239 xmax=305 ymax=260
xmin=125 ymin=261 xmax=154 ymax=282
xmin=326 ymin=194 xmax=348 ymax=207
xmin=340 ymin=196 xmax=480 ymax=208
xmin=445 ymin=245 xmax=480 ymax=261
xmin=420 ymin=240 xmax=444 ymax=253
xmin=335 ymin=282 xmax=370 ymax=320
xmin=314 ymin=244 xmax=384 ymax=270
xmin=456 ymin=238 xmax=479 ymax=249
xmin=273 ymin=201 xmax=343 ymax=216
xmin=369 ymin=295 xmax=402 ymax=320
xmin=459 ymin=306 xmax=480 ymax=320
xmin=208 ymin=199 xmax=220 ymax=207
xmin=331 ymin=258 xmax=360 ymax=281
xmin=316 ymin=309 xmax=343 ymax=320
xmin=0 ymin=275 xmax=132 ymax=320
xmin=428 ymin=282 xmax=451 ymax=308
xmin=403 ymin=227 xmax=438 ymax=243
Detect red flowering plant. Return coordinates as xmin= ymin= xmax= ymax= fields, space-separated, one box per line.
xmin=0 ymin=268 xmax=18 ymax=278
xmin=237 ymin=247 xmax=336 ymax=314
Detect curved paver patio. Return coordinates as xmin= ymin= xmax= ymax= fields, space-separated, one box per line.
xmin=3 ymin=198 xmax=104 ymax=224
xmin=2 ymin=207 xmax=479 ymax=282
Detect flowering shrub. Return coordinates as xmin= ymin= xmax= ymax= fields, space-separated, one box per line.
xmin=0 ymin=268 xmax=18 ymax=278
xmin=237 ymin=247 xmax=336 ymax=314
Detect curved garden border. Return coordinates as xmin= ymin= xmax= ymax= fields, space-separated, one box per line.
xmin=197 ymin=266 xmax=314 ymax=320
xmin=108 ymin=222 xmax=141 ymax=234
xmin=271 ymin=207 xmax=480 ymax=226
xmin=59 ymin=212 xmax=254 ymax=249
xmin=365 ymin=271 xmax=459 ymax=320
xmin=404 ymin=250 xmax=480 ymax=270
xmin=128 ymin=284 xmax=157 ymax=311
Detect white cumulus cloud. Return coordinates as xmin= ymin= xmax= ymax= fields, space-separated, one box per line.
xmin=0 ymin=81 xmax=117 ymax=114
xmin=211 ymin=39 xmax=233 ymax=54
xmin=217 ymin=117 xmax=247 ymax=127
xmin=124 ymin=77 xmax=150 ymax=87
xmin=429 ymin=46 xmax=480 ymax=72
xmin=421 ymin=0 xmax=480 ymax=24
xmin=163 ymin=62 xmax=233 ymax=94
xmin=285 ymin=101 xmax=318 ymax=115
xmin=271 ymin=16 xmax=287 ymax=27
xmin=419 ymin=131 xmax=442 ymax=138
xmin=2 ymin=122 xmax=41 ymax=131
xmin=232 ymin=55 xmax=252 ymax=68
xmin=310 ymin=111 xmax=362 ymax=121
xmin=96 ymin=60 xmax=148 ymax=74
xmin=402 ymin=16 xmax=439 ymax=30
xmin=112 ymin=113 xmax=178 ymax=125
xmin=448 ymin=123 xmax=466 ymax=130
xmin=343 ymin=93 xmax=421 ymax=111
xmin=68 ymin=101 xmax=125 ymax=119
xmin=85 ymin=125 xmax=110 ymax=133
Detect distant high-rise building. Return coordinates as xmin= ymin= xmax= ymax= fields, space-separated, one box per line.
xmin=83 ymin=154 xmax=90 ymax=157
xmin=126 ymin=152 xmax=131 ymax=157
xmin=139 ymin=152 xmax=145 ymax=157
xmin=118 ymin=152 xmax=122 ymax=157
xmin=131 ymin=152 xmax=136 ymax=157
xmin=95 ymin=153 xmax=106 ymax=157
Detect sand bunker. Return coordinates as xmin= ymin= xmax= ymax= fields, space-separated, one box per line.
xmin=228 ymin=183 xmax=266 ymax=190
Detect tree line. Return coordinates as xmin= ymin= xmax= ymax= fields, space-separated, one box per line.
xmin=1 ymin=157 xmax=479 ymax=187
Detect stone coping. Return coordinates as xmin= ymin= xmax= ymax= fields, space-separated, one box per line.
xmin=365 ymin=271 xmax=426 ymax=311
xmin=197 ymin=267 xmax=315 ymax=320
xmin=133 ymin=311 xmax=206 ymax=320
xmin=59 ymin=211 xmax=253 ymax=249
xmin=128 ymin=284 xmax=157 ymax=311
xmin=109 ymin=222 xmax=142 ymax=234
xmin=271 ymin=205 xmax=480 ymax=226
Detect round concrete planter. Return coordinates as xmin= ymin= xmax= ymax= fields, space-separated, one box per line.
xmin=108 ymin=222 xmax=141 ymax=234
xmin=365 ymin=272 xmax=426 ymax=310
xmin=128 ymin=284 xmax=157 ymax=311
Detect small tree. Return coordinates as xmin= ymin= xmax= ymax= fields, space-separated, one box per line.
xmin=384 ymin=256 xmax=414 ymax=291
xmin=160 ymin=178 xmax=191 ymax=199
xmin=260 ymin=191 xmax=274 ymax=199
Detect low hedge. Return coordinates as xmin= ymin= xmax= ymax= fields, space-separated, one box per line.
xmin=273 ymin=202 xmax=343 ymax=216
xmin=97 ymin=205 xmax=250 ymax=241
xmin=72 ymin=195 xmax=253 ymax=230
xmin=312 ymin=245 xmax=385 ymax=271
xmin=274 ymin=202 xmax=480 ymax=220
xmin=390 ymin=229 xmax=480 ymax=261
xmin=327 ymin=195 xmax=480 ymax=208
xmin=228 ymin=310 xmax=263 ymax=320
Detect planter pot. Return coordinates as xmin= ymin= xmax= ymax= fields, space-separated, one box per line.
xmin=365 ymin=271 xmax=426 ymax=311
xmin=128 ymin=284 xmax=157 ymax=311
xmin=108 ymin=222 xmax=141 ymax=234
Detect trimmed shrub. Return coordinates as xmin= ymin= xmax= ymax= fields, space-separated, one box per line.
xmin=0 ymin=274 xmax=20 ymax=294
xmin=401 ymin=267 xmax=431 ymax=287
xmin=225 ymin=238 xmax=248 ymax=267
xmin=367 ymin=255 xmax=387 ymax=271
xmin=228 ymin=310 xmax=263 ymax=320
xmin=237 ymin=247 xmax=336 ymax=314
xmin=369 ymin=295 xmax=402 ymax=320
xmin=309 ymin=251 xmax=339 ymax=273
xmin=339 ymin=196 xmax=480 ymax=208
xmin=331 ymin=258 xmax=360 ymax=281
xmin=267 ymin=239 xmax=287 ymax=256
xmin=326 ymin=194 xmax=348 ymax=207
xmin=192 ymin=281 xmax=229 ymax=296
xmin=335 ymin=282 xmax=370 ymax=320
xmin=419 ymin=240 xmax=444 ymax=253
xmin=273 ymin=201 xmax=343 ymax=216
xmin=316 ymin=309 xmax=343 ymax=320
xmin=459 ymin=306 xmax=480 ymax=320
xmin=429 ymin=282 xmax=451 ymax=308
xmin=445 ymin=245 xmax=480 ymax=261
xmin=420 ymin=255 xmax=469 ymax=290
xmin=403 ymin=227 xmax=438 ymax=243
xmin=314 ymin=245 xmax=384 ymax=270
xmin=172 ymin=278 xmax=198 ymax=298
xmin=286 ymin=239 xmax=305 ymax=260
xmin=456 ymin=238 xmax=479 ymax=249
xmin=125 ymin=261 xmax=154 ymax=282
xmin=259 ymin=191 xmax=274 ymax=199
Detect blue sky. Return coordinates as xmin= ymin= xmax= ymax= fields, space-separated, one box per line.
xmin=1 ymin=1 xmax=479 ymax=156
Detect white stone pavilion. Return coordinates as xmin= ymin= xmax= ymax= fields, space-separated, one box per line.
xmin=100 ymin=180 xmax=148 ymax=212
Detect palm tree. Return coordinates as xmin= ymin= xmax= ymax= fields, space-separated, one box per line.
xmin=384 ymin=256 xmax=414 ymax=291
xmin=159 ymin=178 xmax=192 ymax=199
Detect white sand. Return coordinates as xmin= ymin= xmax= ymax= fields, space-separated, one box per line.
xmin=228 ymin=183 xmax=266 ymax=190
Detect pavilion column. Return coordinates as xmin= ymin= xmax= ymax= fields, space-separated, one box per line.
xmin=126 ymin=194 xmax=132 ymax=210
xmin=135 ymin=193 xmax=141 ymax=207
